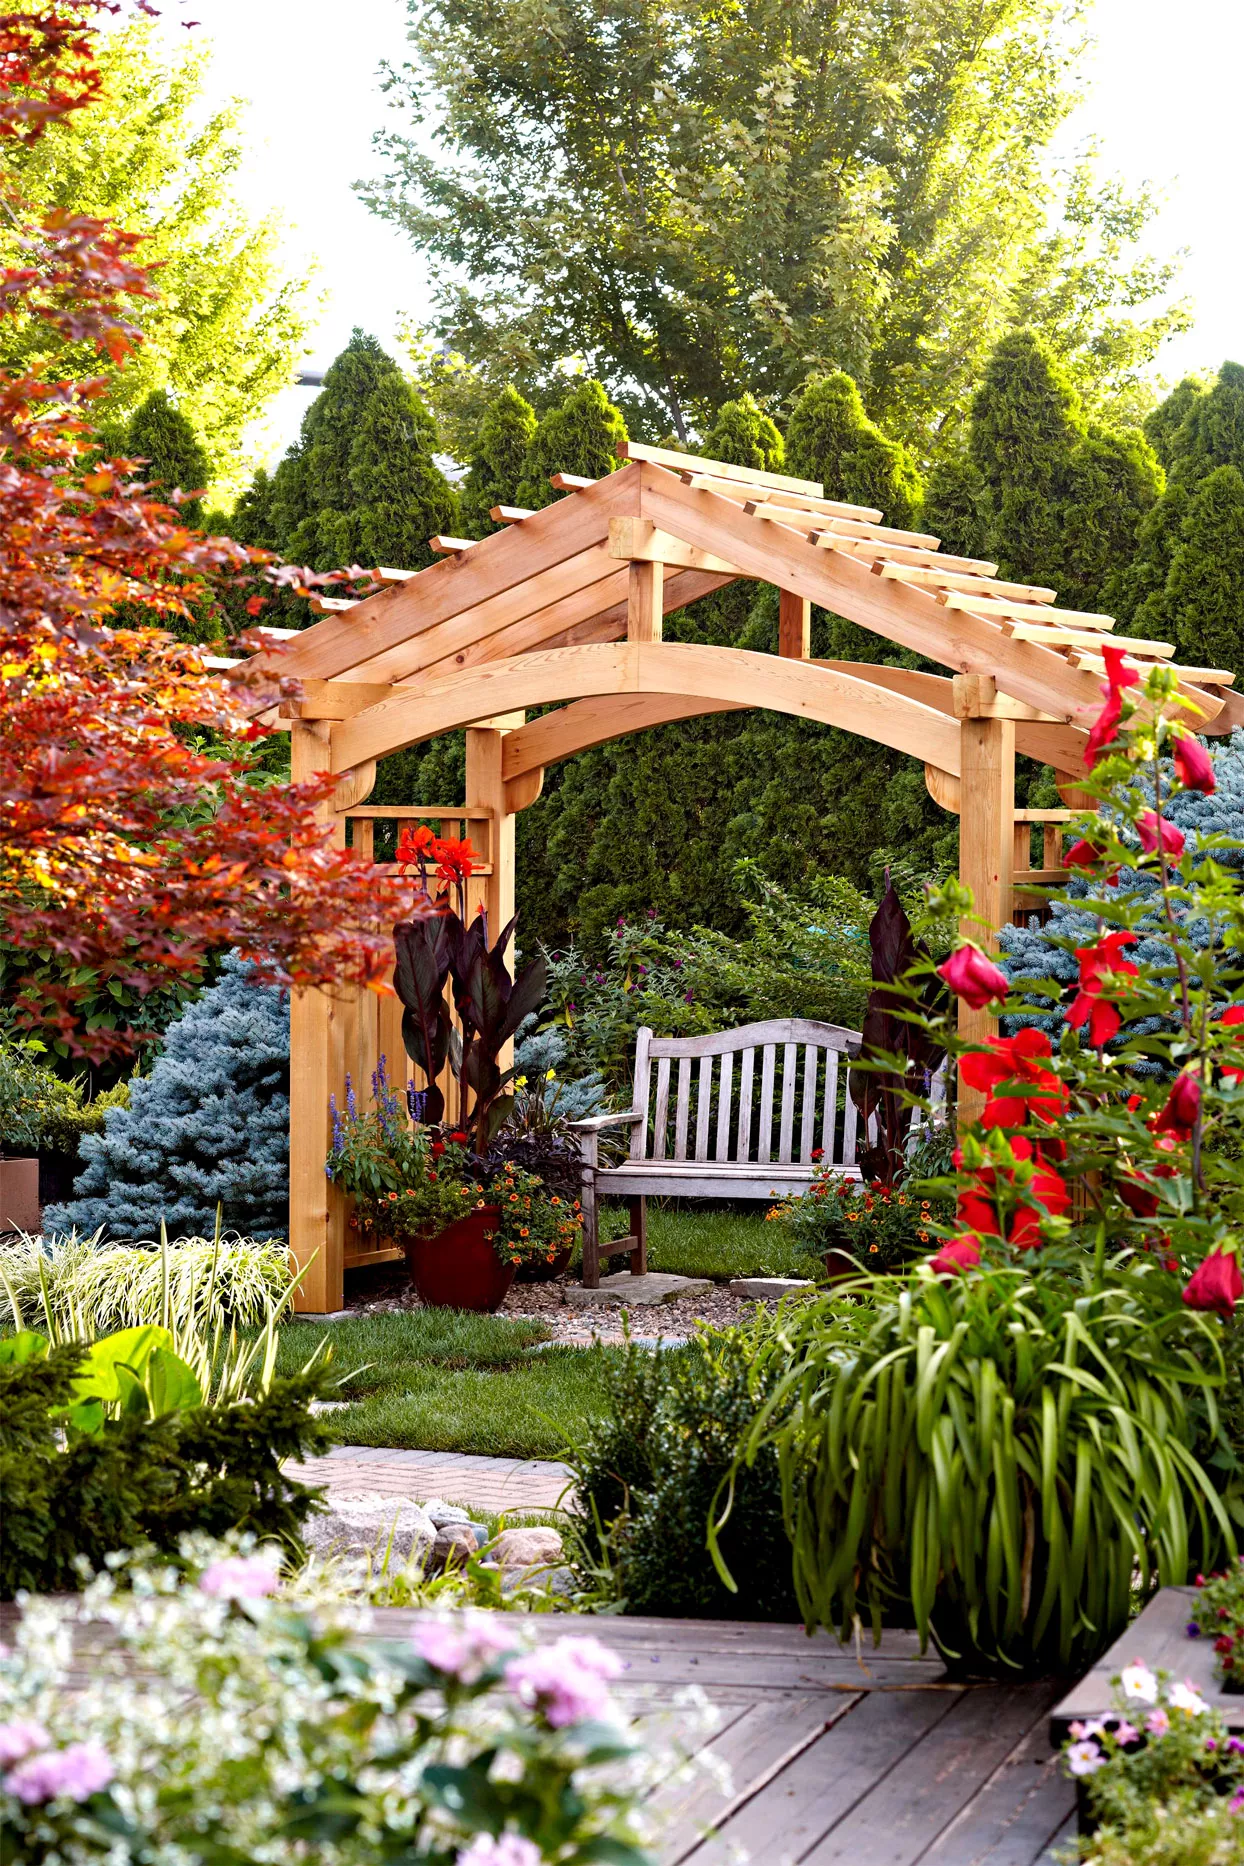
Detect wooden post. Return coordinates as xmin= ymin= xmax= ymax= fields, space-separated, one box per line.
xmin=957 ymin=713 xmax=1015 ymax=1122
xmin=289 ymin=721 xmax=348 ymax=1314
xmin=778 ymin=588 xmax=811 ymax=659
xmin=627 ymin=559 xmax=663 ymax=642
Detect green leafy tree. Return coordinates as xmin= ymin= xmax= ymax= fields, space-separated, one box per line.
xmin=514 ymin=379 xmax=627 ymax=511
xmin=0 ymin=21 xmax=313 ymax=494
xmin=364 ymin=0 xmax=1181 ymax=449
xmin=460 ymin=385 xmax=538 ymax=535
xmin=125 ymin=391 xmax=211 ymax=527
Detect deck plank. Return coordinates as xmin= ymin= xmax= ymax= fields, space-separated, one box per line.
xmin=916 ymin=1694 xmax=1076 ymax=1865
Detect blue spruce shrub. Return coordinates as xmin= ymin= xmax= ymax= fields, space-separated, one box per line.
xmin=44 ymin=958 xmax=290 ymax=1242
xmin=1000 ymin=731 xmax=1244 ymax=1069
xmin=513 ymin=1020 xmax=607 ymax=1120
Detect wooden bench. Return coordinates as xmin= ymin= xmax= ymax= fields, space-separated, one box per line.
xmin=572 ymin=1018 xmax=864 ymax=1287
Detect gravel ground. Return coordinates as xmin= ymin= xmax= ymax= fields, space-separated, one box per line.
xmin=344 ymin=1262 xmax=766 ymax=1345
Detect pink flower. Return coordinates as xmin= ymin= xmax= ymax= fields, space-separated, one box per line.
xmin=0 ymin=1722 xmax=49 ymax=1769
xmin=1113 ymin=1720 xmax=1140 ymax=1745
xmin=937 ymin=946 xmax=1009 ymax=1011
xmin=1173 ymin=734 xmax=1216 ymax=795
xmin=1085 ymin=644 xmax=1140 ymax=767
xmin=1182 ymin=1249 xmax=1244 ymax=1317
xmin=504 ymin=1636 xmax=623 ymax=1728
xmin=456 ymin=1837 xmax=543 ymax=1866
xmin=927 ymin=1237 xmax=982 ymax=1276
xmin=1145 ymin=1708 xmax=1170 ymax=1737
xmin=415 ymin=1615 xmax=513 ymax=1682
xmin=198 ymin=1555 xmax=281 ymax=1600
xmin=1065 ymin=1739 xmax=1103 ymax=1777
xmin=1136 ymin=811 xmax=1185 ymax=859
xmin=4 ymin=1742 xmax=113 ymax=1805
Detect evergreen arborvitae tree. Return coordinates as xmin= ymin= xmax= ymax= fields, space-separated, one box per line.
xmin=514 ymin=378 xmax=627 ymax=510
xmin=460 ymin=385 xmax=538 ymax=536
xmin=922 ymin=453 xmax=987 ymax=561
xmin=1161 ymin=466 xmax=1244 ymax=676
xmin=126 ymin=389 xmax=211 ymax=525
xmin=43 ymin=959 xmax=290 ymax=1243
xmin=702 ymin=393 xmax=784 ymax=473
xmin=348 ymin=373 xmax=458 ymax=570
xmin=226 ymin=466 xmax=278 ymax=551
xmin=785 ymin=372 xmax=923 ymax=526
xmin=966 ymin=330 xmax=1160 ymax=614
xmin=1143 ymin=376 xmax=1207 ymax=472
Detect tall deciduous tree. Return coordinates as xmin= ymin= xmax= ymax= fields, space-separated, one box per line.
xmin=363 ymin=0 xmax=1183 ymax=450
xmin=0 ymin=18 xmax=314 ymax=492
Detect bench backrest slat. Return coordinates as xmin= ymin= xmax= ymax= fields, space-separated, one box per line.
xmin=633 ymin=1019 xmax=864 ymax=1170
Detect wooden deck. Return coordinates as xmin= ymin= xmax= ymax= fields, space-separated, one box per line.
xmin=371 ymin=1609 xmax=1078 ymax=1864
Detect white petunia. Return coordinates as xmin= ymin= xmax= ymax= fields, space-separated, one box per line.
xmin=1169 ymin=1681 xmax=1209 ymax=1717
xmin=1120 ymin=1663 xmax=1158 ymax=1704
xmin=1065 ymin=1740 xmax=1103 ymax=1777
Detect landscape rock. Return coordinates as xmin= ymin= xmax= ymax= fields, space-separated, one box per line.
xmin=421 ymin=1499 xmax=472 ymax=1528
xmin=430 ymin=1525 xmax=479 ymax=1571
xmin=304 ymin=1492 xmax=436 ymax=1567
xmin=564 ymin=1271 xmax=713 ymax=1308
xmin=491 ymin=1526 xmax=564 ymax=1570
xmin=729 ymin=1276 xmax=815 ymax=1300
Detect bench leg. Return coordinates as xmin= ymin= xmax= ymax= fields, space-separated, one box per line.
xmin=580 ymin=1174 xmax=600 ymax=1288
xmin=628 ymin=1196 xmax=647 ymax=1275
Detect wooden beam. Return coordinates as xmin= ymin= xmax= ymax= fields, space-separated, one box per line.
xmin=501 ymin=692 xmax=748 ymax=779
xmin=876 ymin=563 xmax=1057 ymax=603
xmin=491 ymin=505 xmax=536 ymax=523
xmin=940 ymin=593 xmax=1115 ymax=627
xmin=951 ymin=674 xmax=1062 ymax=722
xmin=504 ymin=767 xmax=544 ymax=813
xmin=609 ymin=516 xmax=741 ymax=576
xmin=429 ymin=536 xmax=477 ymax=554
xmin=828 ymin=538 xmax=999 ymax=576
xmin=816 ymin=661 xmax=1091 ymax=776
xmin=283 ymin=679 xmax=394 ymax=720
xmin=751 ymin=505 xmax=941 ymax=551
xmin=549 ymin=472 xmax=596 ymax=490
xmin=924 ymin=764 xmax=961 ymax=813
xmin=779 ymin=589 xmax=810 ymax=659
xmin=627 ymin=559 xmax=663 ymax=642
xmin=330 ymin=641 xmax=965 ymax=778
xmin=618 ymin=438 xmax=823 ymax=498
xmin=679 ymin=474 xmax=883 ymax=523
xmin=466 ymin=727 xmax=514 ymax=946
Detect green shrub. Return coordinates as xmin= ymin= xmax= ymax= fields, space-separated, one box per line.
xmin=568 ymin=1320 xmax=799 ymax=1620
xmin=0 ymin=1327 xmax=334 ymax=1596
xmin=0 ymin=1036 xmax=125 ymax=1159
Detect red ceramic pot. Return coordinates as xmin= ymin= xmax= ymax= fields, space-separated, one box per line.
xmin=822 ymin=1247 xmax=862 ymax=1283
xmin=405 ymin=1204 xmax=514 ymax=1312
xmin=514 ymin=1244 xmax=572 ymax=1283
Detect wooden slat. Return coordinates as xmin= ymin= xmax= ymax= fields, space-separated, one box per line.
xmin=821 ymin=1051 xmax=838 ymax=1165
xmin=799 ymin=1045 xmax=818 ymax=1162
xmin=827 ymin=538 xmax=999 ymax=575
xmin=842 ymin=1077 xmax=860 ymax=1168
xmin=652 ymin=1057 xmax=671 ymax=1160
xmin=757 ymin=1044 xmax=776 ymax=1164
xmin=428 ymin=536 xmax=477 ymax=554
xmin=715 ymin=1051 xmax=734 ymax=1162
xmin=752 ymin=505 xmax=941 ymax=550
xmin=940 ymin=592 xmax=1115 ymax=626
xmin=736 ymin=1047 xmax=755 ymax=1162
xmin=490 ymin=504 xmax=536 ymax=523
xmin=376 ymin=568 xmax=416 ymax=581
xmin=778 ymin=1042 xmax=798 ymax=1163
xmin=343 ymin=1246 xmax=405 ymax=1269
xmin=674 ymin=1057 xmax=692 ymax=1161
xmin=630 ymin=1027 xmax=653 ymax=1162
xmin=876 ymin=562 xmax=1056 ymax=602
xmin=1071 ymin=650 xmax=1236 ymax=685
xmin=679 ymin=473 xmax=882 ymax=523
xmin=619 ymin=437 xmax=824 ymax=498
xmin=694 ymin=1055 xmax=713 ymax=1161
xmin=548 ymin=472 xmax=596 ymax=490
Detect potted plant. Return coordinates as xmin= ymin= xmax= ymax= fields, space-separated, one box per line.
xmin=777 ymin=1160 xmax=946 ymax=1279
xmin=0 ymin=1036 xmax=49 ymax=1235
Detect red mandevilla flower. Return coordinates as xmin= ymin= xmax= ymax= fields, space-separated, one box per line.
xmin=1182 ymin=1249 xmax=1243 ymax=1316
xmin=928 ymin=1236 xmax=982 ymax=1276
xmin=1136 ymin=811 xmax=1185 ymax=859
xmin=1152 ymin=1071 xmax=1201 ymax=1139
xmin=1173 ymin=734 xmax=1216 ymax=796
xmin=959 ymin=1028 xmax=1068 ymax=1127
xmin=1066 ymin=930 xmax=1139 ymax=1049
xmin=937 ymin=944 xmax=1010 ymax=1010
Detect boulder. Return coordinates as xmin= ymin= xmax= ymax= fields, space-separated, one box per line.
xmin=421 ymin=1498 xmax=472 ymax=1528
xmin=430 ymin=1525 xmax=479 ymax=1571
xmin=304 ymin=1492 xmax=436 ymax=1567
xmin=491 ymin=1526 xmax=564 ymax=1570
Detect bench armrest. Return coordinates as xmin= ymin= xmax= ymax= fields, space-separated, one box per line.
xmin=568 ymin=1110 xmax=643 ymax=1132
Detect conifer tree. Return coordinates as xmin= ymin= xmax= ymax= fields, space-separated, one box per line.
xmin=922 ymin=454 xmax=987 ymax=561
xmin=1160 ymin=466 xmax=1244 ymax=677
xmin=126 ymin=390 xmax=211 ymax=527
xmin=515 ymin=379 xmax=627 ymax=510
xmin=348 ymin=373 xmax=458 ymax=570
xmin=1143 ymin=376 xmax=1207 ymax=472
xmin=702 ymin=393 xmax=784 ymax=474
xmin=43 ymin=959 xmax=290 ymax=1244
xmin=784 ymin=372 xmax=923 ymax=526
xmin=460 ymin=385 xmax=538 ymax=536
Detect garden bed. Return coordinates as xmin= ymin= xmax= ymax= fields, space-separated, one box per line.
xmin=1051 ymin=1586 xmax=1244 ymax=1742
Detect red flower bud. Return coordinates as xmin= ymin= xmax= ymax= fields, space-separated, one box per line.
xmin=937 ymin=945 xmax=1009 ymax=1010
xmin=1182 ymin=1248 xmax=1243 ymax=1316
xmin=928 ymin=1236 xmax=982 ymax=1276
xmin=1152 ymin=1072 xmax=1201 ymax=1139
xmin=1137 ymin=810 xmax=1185 ymax=858
xmin=1173 ymin=734 xmax=1215 ymax=795
xmin=449 ymin=1131 xmax=469 ymax=1144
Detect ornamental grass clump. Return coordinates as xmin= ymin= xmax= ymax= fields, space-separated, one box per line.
xmin=0 ymin=1545 xmax=696 ymax=1866
xmin=0 ymin=1230 xmax=291 ymax=1333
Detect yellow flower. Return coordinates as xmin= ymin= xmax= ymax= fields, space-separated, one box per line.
xmin=546 ymin=1068 xmax=556 ymax=1081
xmin=515 ymin=1075 xmax=528 ymax=1088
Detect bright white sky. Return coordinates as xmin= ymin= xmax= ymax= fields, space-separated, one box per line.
xmin=162 ymin=0 xmax=1244 ymax=467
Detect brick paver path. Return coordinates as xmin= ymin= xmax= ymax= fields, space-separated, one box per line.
xmin=287 ymin=1444 xmax=574 ymax=1515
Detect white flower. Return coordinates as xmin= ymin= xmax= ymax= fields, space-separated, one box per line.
xmin=1065 ymin=1740 xmax=1104 ymax=1777
xmin=1120 ymin=1662 xmax=1158 ymax=1704
xmin=1169 ymin=1681 xmax=1209 ymax=1717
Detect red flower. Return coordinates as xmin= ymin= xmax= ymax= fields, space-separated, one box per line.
xmin=1007 ymin=1161 xmax=1072 ymax=1249
xmin=449 ymin=1130 xmax=469 ymax=1144
xmin=395 ymin=823 xmax=437 ymax=867
xmin=938 ymin=945 xmax=1009 ymax=1010
xmin=1152 ymin=1071 xmax=1201 ymax=1139
xmin=957 ymin=1134 xmax=1070 ymax=1250
xmin=1137 ymin=811 xmax=1185 ymax=859
xmin=1173 ymin=734 xmax=1215 ymax=796
xmin=432 ymin=835 xmax=477 ymax=885
xmin=960 ymin=1028 xmax=1068 ymax=1127
xmin=1067 ymin=930 xmax=1139 ymax=1049
xmin=1085 ymin=644 xmax=1140 ymax=767
xmin=430 ymin=1140 xmax=445 ymax=1157
xmin=1063 ymin=838 xmax=1102 ymax=870
xmin=1220 ymin=1005 xmax=1244 ymax=1086
xmin=928 ymin=1236 xmax=981 ymax=1276
xmin=1182 ymin=1249 xmax=1243 ymax=1316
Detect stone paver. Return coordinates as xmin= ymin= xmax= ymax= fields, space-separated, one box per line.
xmin=287 ymin=1444 xmax=573 ymax=1515
xmin=564 ymin=1271 xmax=713 ymax=1308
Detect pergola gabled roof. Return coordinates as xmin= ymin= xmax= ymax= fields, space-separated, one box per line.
xmin=250 ymin=441 xmax=1240 ymax=784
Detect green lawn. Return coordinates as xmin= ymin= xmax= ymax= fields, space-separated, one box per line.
xmin=624 ymin=1205 xmax=806 ymax=1280
xmin=280 ymin=1307 xmax=625 ymax=1460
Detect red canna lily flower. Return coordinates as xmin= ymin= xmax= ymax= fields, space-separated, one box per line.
xmin=960 ymin=1028 xmax=1068 ymax=1127
xmin=1008 ymin=1162 xmax=1072 ymax=1249
xmin=1152 ymin=1071 xmax=1201 ymax=1139
xmin=937 ymin=944 xmax=1010 ymax=1009
xmin=1220 ymin=1005 xmax=1244 ymax=1086
xmin=1137 ymin=811 xmax=1185 ymax=859
xmin=1182 ymin=1248 xmax=1243 ymax=1315
xmin=1085 ymin=643 xmax=1141 ymax=767
xmin=1173 ymin=734 xmax=1216 ymax=796
xmin=928 ymin=1236 xmax=982 ymax=1276
xmin=395 ymin=823 xmax=436 ymax=867
xmin=432 ymin=835 xmax=477 ymax=886
xmin=1063 ymin=838 xmax=1103 ymax=870
xmin=1067 ymin=930 xmax=1139 ymax=1048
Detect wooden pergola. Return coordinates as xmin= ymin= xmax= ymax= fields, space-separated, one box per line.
xmin=247 ymin=442 xmax=1242 ymax=1314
